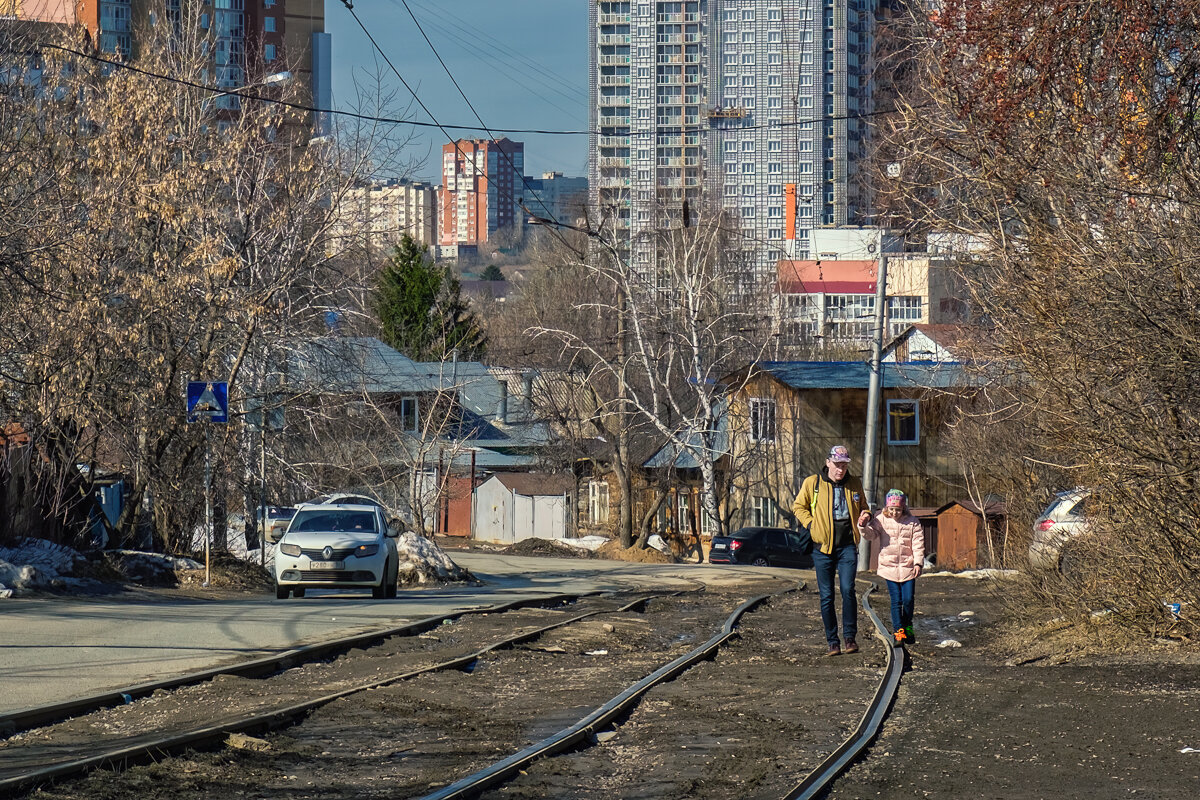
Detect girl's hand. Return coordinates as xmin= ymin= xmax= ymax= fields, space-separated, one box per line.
xmin=857 ymin=510 xmax=872 ymax=527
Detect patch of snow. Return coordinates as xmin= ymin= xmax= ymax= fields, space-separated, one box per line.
xmin=958 ymin=611 xmax=975 ymax=618
xmin=396 ymin=533 xmax=471 ymax=584
xmin=647 ymin=535 xmax=671 ymax=554
xmin=559 ymin=536 xmax=609 ymax=552
xmin=936 ymin=639 xmax=963 ymax=649
xmin=926 ymin=568 xmax=1019 ymax=580
xmin=1180 ymin=747 xmax=1199 ymax=754
xmin=0 ymin=538 xmax=87 ymax=596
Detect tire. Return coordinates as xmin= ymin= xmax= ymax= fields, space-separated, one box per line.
xmin=372 ymin=572 xmax=387 ymax=599
xmin=293 ymin=587 xmax=305 ymax=598
xmin=275 ymin=583 xmax=289 ymax=600
xmin=385 ymin=561 xmax=398 ymax=599
xmin=751 ymin=556 xmax=770 ymax=567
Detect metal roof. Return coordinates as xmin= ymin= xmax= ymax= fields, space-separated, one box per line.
xmin=757 ymin=361 xmax=969 ymax=390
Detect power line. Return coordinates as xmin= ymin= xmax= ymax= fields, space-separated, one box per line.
xmin=41 ymin=42 xmax=915 ymax=140
xmin=39 ymin=43 xmax=589 ymax=136
xmin=397 ymin=0 xmax=561 ymax=228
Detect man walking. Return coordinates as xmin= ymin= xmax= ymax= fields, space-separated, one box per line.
xmin=793 ymin=444 xmax=870 ymax=656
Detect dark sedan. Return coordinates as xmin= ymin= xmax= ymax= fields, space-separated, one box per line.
xmin=708 ymin=527 xmax=813 ymax=569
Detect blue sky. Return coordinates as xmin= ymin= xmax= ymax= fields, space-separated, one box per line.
xmin=325 ymin=0 xmax=589 ymax=183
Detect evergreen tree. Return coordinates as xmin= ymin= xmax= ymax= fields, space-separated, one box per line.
xmin=479 ymin=264 xmax=505 ymax=282
xmin=375 ymin=235 xmax=486 ymax=361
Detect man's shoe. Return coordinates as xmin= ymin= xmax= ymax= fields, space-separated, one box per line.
xmin=843 ymin=639 xmax=859 ymax=654
xmin=825 ymin=644 xmax=842 ymax=657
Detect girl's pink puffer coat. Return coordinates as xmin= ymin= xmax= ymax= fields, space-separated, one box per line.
xmin=859 ymin=511 xmax=925 ymax=583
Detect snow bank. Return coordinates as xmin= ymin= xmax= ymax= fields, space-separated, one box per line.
xmin=0 ymin=538 xmax=86 ymax=596
xmin=396 ymin=533 xmax=472 ymax=584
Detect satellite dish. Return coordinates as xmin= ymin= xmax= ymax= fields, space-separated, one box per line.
xmin=867 ymin=243 xmax=877 ymax=254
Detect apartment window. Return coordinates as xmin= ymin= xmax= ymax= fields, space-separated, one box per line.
xmin=749 ymin=398 xmax=777 ymax=443
xmin=265 ymin=0 xmax=275 ymax=6
xmin=889 ymin=296 xmax=923 ymax=321
xmin=887 ymin=400 xmax=920 ymax=445
xmin=264 ymin=16 xmax=275 ymax=32
xmin=264 ymin=43 xmax=275 ymax=61
xmin=588 ymin=480 xmax=611 ymax=524
xmin=751 ymin=496 xmax=778 ymax=527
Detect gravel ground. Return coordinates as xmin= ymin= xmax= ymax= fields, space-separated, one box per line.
xmin=9 ymin=568 xmax=1200 ymax=800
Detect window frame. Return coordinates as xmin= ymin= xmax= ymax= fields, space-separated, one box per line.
xmin=886 ymin=399 xmax=920 ymax=445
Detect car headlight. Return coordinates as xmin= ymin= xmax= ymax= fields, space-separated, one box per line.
xmin=279 ymin=543 xmax=302 ymax=557
xmin=354 ymin=543 xmax=379 ymax=558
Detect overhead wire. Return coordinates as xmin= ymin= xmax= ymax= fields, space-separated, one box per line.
xmin=395 ymin=0 xmax=563 ymax=230
xmin=399 ymin=0 xmax=587 ymax=116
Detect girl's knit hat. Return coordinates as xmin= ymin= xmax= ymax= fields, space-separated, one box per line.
xmin=885 ymin=489 xmax=906 ymax=508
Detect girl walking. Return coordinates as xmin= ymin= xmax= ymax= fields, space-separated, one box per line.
xmin=857 ymin=489 xmax=925 ymax=645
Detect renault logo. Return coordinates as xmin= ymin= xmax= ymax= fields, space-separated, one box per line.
xmin=322 ymin=546 xmax=333 ymax=560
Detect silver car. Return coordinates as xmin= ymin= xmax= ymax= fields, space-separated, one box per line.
xmin=1028 ymin=488 xmax=1090 ymax=571
xmin=272 ymin=504 xmax=400 ymax=599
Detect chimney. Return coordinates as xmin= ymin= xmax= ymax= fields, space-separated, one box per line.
xmin=495 ymin=381 xmax=508 ymax=423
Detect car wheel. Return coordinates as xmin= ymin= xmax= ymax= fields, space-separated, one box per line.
xmin=275 ymin=583 xmax=289 ymax=600
xmin=751 ymin=556 xmax=770 ymax=567
xmin=372 ymin=573 xmax=388 ymax=599
xmin=385 ymin=560 xmax=398 ymax=599
xmin=293 ymin=587 xmax=305 ymax=598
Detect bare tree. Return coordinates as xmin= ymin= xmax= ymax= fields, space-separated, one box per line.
xmin=877 ymin=0 xmax=1200 ymax=635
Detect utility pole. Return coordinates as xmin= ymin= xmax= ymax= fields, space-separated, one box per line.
xmin=860 ymin=251 xmax=888 ymax=571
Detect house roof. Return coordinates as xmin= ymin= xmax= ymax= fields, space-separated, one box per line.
xmin=757 ymin=361 xmax=969 ymax=389
xmin=777 ymin=259 xmax=878 ymax=294
xmin=490 ymin=471 xmax=575 ymax=496
xmin=290 ymin=337 xmax=443 ymax=394
xmin=936 ymin=499 xmax=1008 ymax=517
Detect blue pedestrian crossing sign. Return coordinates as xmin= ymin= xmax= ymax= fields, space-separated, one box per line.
xmin=187 ymin=381 xmax=229 ymax=423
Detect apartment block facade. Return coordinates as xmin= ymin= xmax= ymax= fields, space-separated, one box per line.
xmin=333 ymin=180 xmax=438 ymax=251
xmin=438 ymin=138 xmax=525 ymax=248
xmin=20 ymin=0 xmax=329 ymax=125
xmin=589 ymin=0 xmax=876 ymax=283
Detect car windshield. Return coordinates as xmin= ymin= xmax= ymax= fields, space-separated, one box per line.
xmin=289 ymin=510 xmax=377 ymax=533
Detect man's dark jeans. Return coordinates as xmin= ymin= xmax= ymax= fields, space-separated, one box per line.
xmin=812 ymin=542 xmax=858 ymax=646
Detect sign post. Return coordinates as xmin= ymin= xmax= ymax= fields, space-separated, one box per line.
xmin=187 ymin=381 xmax=229 ymax=586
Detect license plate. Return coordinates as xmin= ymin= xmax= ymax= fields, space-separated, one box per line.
xmin=712 ymin=543 xmax=726 ymax=550
xmin=308 ymin=560 xmax=343 ymax=570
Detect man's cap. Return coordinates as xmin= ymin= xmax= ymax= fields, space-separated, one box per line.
xmin=828 ymin=445 xmax=851 ymax=463
xmin=885 ymin=489 xmax=906 ymax=508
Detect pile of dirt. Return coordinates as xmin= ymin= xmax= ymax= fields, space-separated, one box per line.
xmin=176 ymin=552 xmax=274 ymax=592
xmin=505 ymin=538 xmax=594 ymax=559
xmin=594 ymin=538 xmax=677 ymax=563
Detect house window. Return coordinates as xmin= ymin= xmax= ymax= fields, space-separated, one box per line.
xmin=749 ymin=397 xmax=777 ymax=443
xmin=264 ymin=43 xmax=275 ymax=61
xmin=589 ymin=480 xmax=611 ymax=524
xmin=400 ymin=397 xmax=419 ymax=432
xmin=751 ymin=496 xmax=778 ymax=527
xmin=700 ymin=493 xmax=718 ymax=535
xmin=887 ymin=399 xmax=920 ymax=445
xmin=264 ymin=16 xmax=276 ymax=32
xmin=678 ymin=492 xmax=692 ymax=535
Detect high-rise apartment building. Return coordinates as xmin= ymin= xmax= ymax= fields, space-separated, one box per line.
xmin=18 ymin=0 xmax=329 ymax=129
xmin=589 ymin=0 xmax=876 ymax=283
xmin=332 ymin=180 xmax=438 ymax=251
xmin=438 ymin=138 xmax=525 ymax=249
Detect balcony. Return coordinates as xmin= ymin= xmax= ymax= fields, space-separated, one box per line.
xmin=599 ymin=33 xmax=631 ymax=46
xmin=600 ymin=54 xmax=630 ymax=66
xmin=600 ymin=74 xmax=631 ymax=86
xmin=598 ymin=13 xmax=630 ymax=25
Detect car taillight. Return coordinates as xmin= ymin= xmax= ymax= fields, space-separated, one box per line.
xmin=729 ymin=540 xmax=742 ymax=551
xmin=1037 ymin=520 xmax=1056 ymax=532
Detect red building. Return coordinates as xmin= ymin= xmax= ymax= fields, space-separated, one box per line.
xmin=438 ymin=138 xmax=525 ymax=248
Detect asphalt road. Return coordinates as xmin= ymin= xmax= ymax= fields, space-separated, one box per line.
xmin=0 ymin=553 xmax=788 ymax=715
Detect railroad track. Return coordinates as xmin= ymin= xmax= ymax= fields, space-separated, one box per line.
xmin=0 ymin=579 xmax=902 ymax=800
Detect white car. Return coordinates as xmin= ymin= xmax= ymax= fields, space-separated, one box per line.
xmin=272 ymin=503 xmax=400 ymax=599
xmin=1028 ymin=488 xmax=1091 ymax=571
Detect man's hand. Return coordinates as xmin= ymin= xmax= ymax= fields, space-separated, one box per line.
xmin=857 ymin=510 xmax=872 ymax=527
